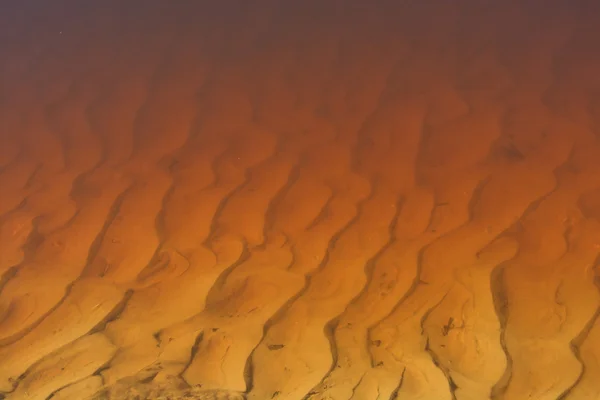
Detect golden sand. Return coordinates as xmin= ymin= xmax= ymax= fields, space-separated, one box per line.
xmin=1 ymin=1 xmax=600 ymax=399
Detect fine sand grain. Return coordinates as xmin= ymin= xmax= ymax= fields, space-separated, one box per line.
xmin=1 ymin=1 xmax=600 ymax=399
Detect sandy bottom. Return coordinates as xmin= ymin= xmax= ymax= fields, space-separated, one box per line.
xmin=1 ymin=1 xmax=600 ymax=399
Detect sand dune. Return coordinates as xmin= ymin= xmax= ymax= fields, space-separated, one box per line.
xmin=1 ymin=1 xmax=600 ymax=399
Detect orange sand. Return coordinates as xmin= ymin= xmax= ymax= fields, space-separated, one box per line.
xmin=1 ymin=1 xmax=600 ymax=399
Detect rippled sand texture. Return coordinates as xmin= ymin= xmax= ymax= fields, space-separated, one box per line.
xmin=2 ymin=1 xmax=600 ymax=399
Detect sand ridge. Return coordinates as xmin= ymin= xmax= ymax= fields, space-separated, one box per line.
xmin=1 ymin=1 xmax=600 ymax=399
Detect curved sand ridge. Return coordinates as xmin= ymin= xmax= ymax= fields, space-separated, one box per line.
xmin=1 ymin=1 xmax=600 ymax=399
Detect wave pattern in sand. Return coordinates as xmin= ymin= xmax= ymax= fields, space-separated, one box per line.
xmin=1 ymin=1 xmax=600 ymax=399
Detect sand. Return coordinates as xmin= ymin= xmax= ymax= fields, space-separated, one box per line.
xmin=1 ymin=0 xmax=600 ymax=399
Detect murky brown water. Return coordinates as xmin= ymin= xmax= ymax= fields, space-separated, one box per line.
xmin=1 ymin=1 xmax=600 ymax=399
